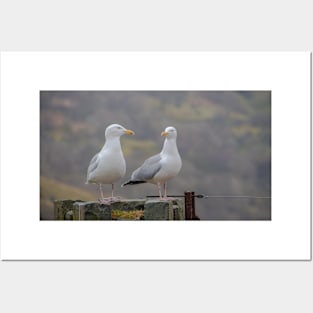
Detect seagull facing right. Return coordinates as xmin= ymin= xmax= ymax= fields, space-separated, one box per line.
xmin=122 ymin=126 xmax=182 ymax=199
xmin=86 ymin=123 xmax=135 ymax=203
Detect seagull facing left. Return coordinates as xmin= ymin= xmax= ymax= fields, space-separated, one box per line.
xmin=122 ymin=126 xmax=182 ymax=199
xmin=86 ymin=123 xmax=135 ymax=203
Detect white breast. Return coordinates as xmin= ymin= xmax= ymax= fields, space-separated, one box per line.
xmin=152 ymin=154 xmax=182 ymax=183
xmin=88 ymin=148 xmax=126 ymax=184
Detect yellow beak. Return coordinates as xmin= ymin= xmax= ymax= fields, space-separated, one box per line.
xmin=161 ymin=131 xmax=169 ymax=137
xmin=124 ymin=129 xmax=135 ymax=135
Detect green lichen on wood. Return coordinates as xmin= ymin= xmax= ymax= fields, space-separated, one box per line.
xmin=111 ymin=199 xmax=145 ymax=220
xmin=111 ymin=199 xmax=145 ymax=212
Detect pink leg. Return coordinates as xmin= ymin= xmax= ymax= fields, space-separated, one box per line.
xmin=99 ymin=184 xmax=112 ymax=204
xmin=99 ymin=184 xmax=104 ymax=199
xmin=157 ymin=182 xmax=163 ymax=199
xmin=109 ymin=183 xmax=121 ymax=202
xmin=162 ymin=182 xmax=175 ymax=200
xmin=163 ymin=183 xmax=167 ymax=198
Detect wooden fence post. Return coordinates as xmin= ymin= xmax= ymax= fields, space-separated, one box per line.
xmin=184 ymin=191 xmax=197 ymax=220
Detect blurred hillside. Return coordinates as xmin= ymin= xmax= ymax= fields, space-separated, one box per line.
xmin=40 ymin=91 xmax=271 ymax=220
xmin=40 ymin=176 xmax=96 ymax=220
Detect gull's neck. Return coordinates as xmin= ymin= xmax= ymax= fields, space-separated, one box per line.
xmin=161 ymin=137 xmax=179 ymax=156
xmin=102 ymin=136 xmax=121 ymax=152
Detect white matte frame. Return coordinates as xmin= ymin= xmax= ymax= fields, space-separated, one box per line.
xmin=0 ymin=52 xmax=311 ymax=260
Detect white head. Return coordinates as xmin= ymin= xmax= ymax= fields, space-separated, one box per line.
xmin=105 ymin=123 xmax=135 ymax=139
xmin=161 ymin=126 xmax=178 ymax=140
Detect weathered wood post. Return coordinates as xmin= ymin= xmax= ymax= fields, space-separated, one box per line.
xmin=184 ymin=191 xmax=195 ymax=220
xmin=144 ymin=198 xmax=184 ymax=220
xmin=54 ymin=198 xmax=185 ymax=220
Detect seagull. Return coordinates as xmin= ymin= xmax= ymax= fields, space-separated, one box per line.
xmin=86 ymin=123 xmax=135 ymax=203
xmin=122 ymin=126 xmax=182 ymax=199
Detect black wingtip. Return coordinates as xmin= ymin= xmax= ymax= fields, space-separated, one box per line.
xmin=121 ymin=180 xmax=146 ymax=187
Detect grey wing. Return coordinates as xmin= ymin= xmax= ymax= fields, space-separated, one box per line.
xmin=86 ymin=153 xmax=100 ymax=181
xmin=131 ymin=154 xmax=162 ymax=181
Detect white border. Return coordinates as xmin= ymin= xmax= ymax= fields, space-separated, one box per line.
xmin=0 ymin=52 xmax=311 ymax=260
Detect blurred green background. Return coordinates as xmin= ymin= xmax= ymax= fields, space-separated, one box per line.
xmin=40 ymin=91 xmax=271 ymax=220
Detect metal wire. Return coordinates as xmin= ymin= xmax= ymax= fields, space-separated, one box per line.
xmin=195 ymin=194 xmax=271 ymax=199
xmin=146 ymin=194 xmax=271 ymax=199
